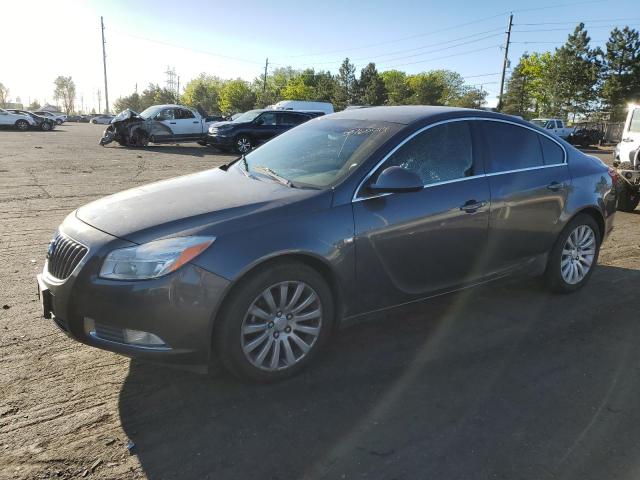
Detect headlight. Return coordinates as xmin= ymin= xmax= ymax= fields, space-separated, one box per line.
xmin=99 ymin=236 xmax=215 ymax=280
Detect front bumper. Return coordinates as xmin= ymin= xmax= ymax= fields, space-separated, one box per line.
xmin=37 ymin=213 xmax=230 ymax=371
xmin=206 ymin=133 xmax=234 ymax=148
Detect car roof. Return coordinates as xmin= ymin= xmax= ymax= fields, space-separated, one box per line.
xmin=326 ymin=105 xmax=527 ymax=126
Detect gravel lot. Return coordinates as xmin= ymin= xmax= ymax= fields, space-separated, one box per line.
xmin=1 ymin=123 xmax=640 ymax=480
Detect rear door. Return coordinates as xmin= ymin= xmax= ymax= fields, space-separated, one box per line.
xmin=276 ymin=112 xmax=308 ymax=134
xmin=352 ymin=120 xmax=491 ymax=312
xmin=172 ymin=107 xmax=203 ymax=139
xmin=477 ymin=119 xmax=571 ymax=273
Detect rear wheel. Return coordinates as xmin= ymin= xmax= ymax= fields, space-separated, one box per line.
xmin=545 ymin=214 xmax=600 ymax=293
xmin=15 ymin=120 xmax=29 ymax=131
xmin=41 ymin=122 xmax=51 ymax=131
xmin=55 ymin=119 xmax=62 ymax=125
xmin=214 ymin=261 xmax=334 ymax=382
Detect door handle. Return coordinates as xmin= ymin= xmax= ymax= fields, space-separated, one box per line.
xmin=547 ymin=181 xmax=566 ymax=191
xmin=622 ymin=138 xmax=634 ymax=142
xmin=169 ymin=121 xmax=176 ymax=124
xmin=460 ymin=200 xmax=486 ymax=213
xmin=193 ymin=121 xmax=199 ymax=123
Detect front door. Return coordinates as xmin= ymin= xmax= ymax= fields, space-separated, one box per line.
xmin=172 ymin=107 xmax=203 ymax=139
xmin=352 ymin=120 xmax=491 ymax=313
xmin=253 ymin=112 xmax=278 ymax=143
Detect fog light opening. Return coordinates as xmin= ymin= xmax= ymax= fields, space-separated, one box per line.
xmin=123 ymin=329 xmax=166 ymax=347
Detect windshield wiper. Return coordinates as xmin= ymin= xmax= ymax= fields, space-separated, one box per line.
xmin=252 ymin=165 xmax=294 ymax=187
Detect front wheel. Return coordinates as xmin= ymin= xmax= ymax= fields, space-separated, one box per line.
xmin=234 ymin=135 xmax=253 ymax=154
xmin=214 ymin=261 xmax=334 ymax=382
xmin=56 ymin=119 xmax=62 ymax=125
xmin=545 ymin=214 xmax=600 ymax=293
xmin=15 ymin=120 xmax=29 ymax=131
xmin=41 ymin=122 xmax=51 ymax=131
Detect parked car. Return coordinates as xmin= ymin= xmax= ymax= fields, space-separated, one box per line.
xmin=37 ymin=106 xmax=616 ymax=382
xmin=0 ymin=108 xmax=37 ymax=130
xmin=66 ymin=115 xmax=82 ymax=122
xmin=34 ymin=111 xmax=66 ymax=125
xmin=567 ymin=125 xmax=604 ymax=147
xmin=612 ymin=104 xmax=640 ymax=212
xmin=99 ymin=105 xmax=219 ymax=147
xmin=530 ymin=118 xmax=574 ymax=139
xmin=206 ymin=109 xmax=314 ymax=153
xmin=6 ymin=109 xmax=56 ymax=131
xmin=90 ymin=115 xmax=115 ymax=125
xmin=272 ymin=100 xmax=334 ymax=115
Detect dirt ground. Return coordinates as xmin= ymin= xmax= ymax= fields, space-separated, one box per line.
xmin=1 ymin=123 xmax=639 ymax=480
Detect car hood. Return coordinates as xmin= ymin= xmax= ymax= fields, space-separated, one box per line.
xmin=76 ymin=167 xmax=330 ymax=244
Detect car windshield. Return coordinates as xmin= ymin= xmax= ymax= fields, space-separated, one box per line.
xmin=531 ymin=119 xmax=547 ymax=127
xmin=235 ymin=118 xmax=402 ymax=188
xmin=233 ymin=110 xmax=262 ymax=123
xmin=139 ymin=106 xmax=163 ymax=119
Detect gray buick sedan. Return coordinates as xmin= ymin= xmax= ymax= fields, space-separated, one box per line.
xmin=37 ymin=106 xmax=616 ymax=381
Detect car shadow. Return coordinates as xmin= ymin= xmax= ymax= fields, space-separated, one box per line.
xmin=119 ymin=265 xmax=640 ymax=479
xmin=102 ymin=143 xmax=237 ymax=159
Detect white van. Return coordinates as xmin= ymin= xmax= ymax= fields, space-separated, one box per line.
xmin=615 ymin=104 xmax=640 ymax=167
xmin=272 ymin=100 xmax=334 ymax=115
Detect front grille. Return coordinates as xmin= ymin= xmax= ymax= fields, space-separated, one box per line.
xmin=47 ymin=233 xmax=88 ymax=280
xmin=94 ymin=323 xmax=125 ymax=343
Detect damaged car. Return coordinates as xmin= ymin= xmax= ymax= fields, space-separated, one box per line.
xmin=100 ymin=104 xmax=217 ymax=147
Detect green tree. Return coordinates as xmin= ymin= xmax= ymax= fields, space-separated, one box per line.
xmin=281 ymin=74 xmax=316 ymax=100
xmin=0 ymin=82 xmax=8 ymax=107
xmin=406 ymin=70 xmax=465 ymax=105
xmin=503 ymin=54 xmax=537 ymax=117
xmin=547 ymin=23 xmax=602 ymax=118
xmin=182 ymin=73 xmax=224 ymax=114
xmin=381 ymin=70 xmax=410 ymax=105
xmin=138 ymin=84 xmax=176 ymax=110
xmin=53 ymin=76 xmax=76 ymax=114
xmin=601 ymin=26 xmax=640 ymax=120
xmin=113 ymin=92 xmax=142 ymax=113
xmin=451 ymin=87 xmax=487 ymax=109
xmin=357 ymin=63 xmax=387 ymax=105
xmin=334 ymin=58 xmax=357 ymax=110
xmin=219 ymin=79 xmax=256 ymax=115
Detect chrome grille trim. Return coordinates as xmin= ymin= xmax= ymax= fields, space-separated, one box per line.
xmin=47 ymin=232 xmax=88 ymax=280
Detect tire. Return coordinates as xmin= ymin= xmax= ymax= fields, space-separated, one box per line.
xmin=214 ymin=261 xmax=335 ymax=382
xmin=41 ymin=122 xmax=51 ymax=131
xmin=544 ymin=214 xmax=601 ymax=293
xmin=55 ymin=119 xmax=62 ymax=125
xmin=234 ymin=135 xmax=253 ymax=154
xmin=15 ymin=120 xmax=29 ymax=131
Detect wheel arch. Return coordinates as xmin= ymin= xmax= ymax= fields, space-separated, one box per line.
xmin=570 ymin=205 xmax=605 ymax=240
xmin=209 ymin=252 xmax=343 ymax=346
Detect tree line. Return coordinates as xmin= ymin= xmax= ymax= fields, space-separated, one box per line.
xmin=503 ymin=24 xmax=640 ymax=121
xmin=113 ymin=59 xmax=488 ymax=116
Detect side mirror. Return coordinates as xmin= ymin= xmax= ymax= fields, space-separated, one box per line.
xmin=254 ymin=118 xmax=264 ymax=125
xmin=370 ymin=166 xmax=423 ymax=193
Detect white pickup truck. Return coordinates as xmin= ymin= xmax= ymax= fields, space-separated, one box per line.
xmin=613 ymin=104 xmax=640 ymax=212
xmin=531 ymin=118 xmax=574 ymax=139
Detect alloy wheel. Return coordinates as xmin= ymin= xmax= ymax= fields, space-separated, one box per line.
xmin=16 ymin=120 xmax=28 ymax=131
xmin=236 ymin=137 xmax=252 ymax=153
xmin=560 ymin=225 xmax=596 ymax=284
xmin=241 ymin=281 xmax=322 ymax=371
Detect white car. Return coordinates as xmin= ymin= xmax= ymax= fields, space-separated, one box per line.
xmin=0 ymin=108 xmax=37 ymax=131
xmin=615 ymin=104 xmax=640 ymax=166
xmin=34 ymin=111 xmax=66 ymax=125
xmin=530 ymin=118 xmax=574 ymax=139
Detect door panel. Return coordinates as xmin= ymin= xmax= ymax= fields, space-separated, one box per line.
xmin=353 ymin=178 xmax=491 ymax=312
xmin=172 ymin=108 xmax=202 ymax=138
xmin=254 ymin=112 xmax=278 ymax=142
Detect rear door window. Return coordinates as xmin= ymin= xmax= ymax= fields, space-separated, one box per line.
xmin=379 ymin=121 xmax=474 ymax=186
xmin=480 ymin=121 xmax=544 ymax=173
xmin=177 ymin=108 xmax=195 ymax=119
xmin=630 ymin=108 xmax=640 ymax=133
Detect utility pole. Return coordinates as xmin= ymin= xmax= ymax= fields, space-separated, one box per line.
xmin=497 ymin=13 xmax=513 ymax=112
xmin=177 ymin=76 xmax=180 ymax=103
xmin=97 ymin=89 xmax=102 ymax=114
xmin=101 ymin=16 xmax=110 ymax=114
xmin=263 ymin=58 xmax=269 ymax=93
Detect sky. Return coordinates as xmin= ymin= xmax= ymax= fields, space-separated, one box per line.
xmin=1 ymin=0 xmax=639 ymax=112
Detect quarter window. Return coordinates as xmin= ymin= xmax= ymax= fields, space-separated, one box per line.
xmin=379 ymin=121 xmax=474 ymax=186
xmin=630 ymin=108 xmax=640 ymax=133
xmin=480 ymin=121 xmax=544 ymax=173
xmin=258 ymin=112 xmax=277 ymax=126
xmin=539 ymin=135 xmax=565 ymax=165
xmin=177 ymin=108 xmax=195 ymax=119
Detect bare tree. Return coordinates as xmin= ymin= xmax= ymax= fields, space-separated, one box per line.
xmin=0 ymin=82 xmax=9 ymax=107
xmin=53 ymin=76 xmax=76 ymax=114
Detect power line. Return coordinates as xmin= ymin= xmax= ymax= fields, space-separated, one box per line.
xmin=379 ymin=44 xmax=502 ymax=69
xmin=514 ymin=24 xmax=639 ymax=33
xmin=515 ymin=18 xmax=640 ymax=26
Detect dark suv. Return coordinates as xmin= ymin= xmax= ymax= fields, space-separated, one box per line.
xmin=206 ymin=109 xmax=315 ymax=153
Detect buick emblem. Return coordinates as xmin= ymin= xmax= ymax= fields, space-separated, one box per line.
xmin=46 ymin=239 xmax=56 ymax=259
